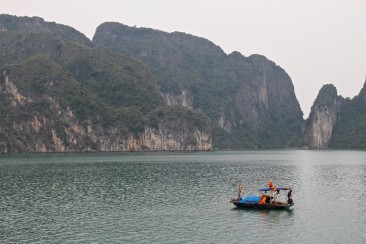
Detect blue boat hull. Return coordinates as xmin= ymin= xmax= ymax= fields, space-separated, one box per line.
xmin=231 ymin=199 xmax=293 ymax=209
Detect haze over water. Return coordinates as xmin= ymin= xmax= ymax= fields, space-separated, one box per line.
xmin=1 ymin=150 xmax=366 ymax=243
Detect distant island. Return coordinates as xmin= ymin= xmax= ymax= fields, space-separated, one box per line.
xmin=0 ymin=14 xmax=365 ymax=153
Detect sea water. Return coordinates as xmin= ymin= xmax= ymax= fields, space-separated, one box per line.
xmin=1 ymin=150 xmax=366 ymax=243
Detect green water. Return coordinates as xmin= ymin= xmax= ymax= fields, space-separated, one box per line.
xmin=1 ymin=150 xmax=366 ymax=243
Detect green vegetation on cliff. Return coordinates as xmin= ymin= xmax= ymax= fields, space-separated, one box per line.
xmin=0 ymin=14 xmax=92 ymax=47
xmin=0 ymin=15 xmax=211 ymax=152
xmin=4 ymin=14 xmax=365 ymax=151
xmin=0 ymin=32 xmax=164 ymax=129
xmin=300 ymin=82 xmax=366 ymax=149
xmin=93 ymin=22 xmax=304 ymax=149
xmin=330 ymin=83 xmax=366 ymax=149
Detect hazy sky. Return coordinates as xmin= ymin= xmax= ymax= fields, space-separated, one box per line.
xmin=2 ymin=0 xmax=366 ymax=117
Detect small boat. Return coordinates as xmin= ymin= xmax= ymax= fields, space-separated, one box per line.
xmin=230 ymin=181 xmax=294 ymax=210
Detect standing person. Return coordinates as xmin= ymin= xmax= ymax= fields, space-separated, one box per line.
xmin=237 ymin=184 xmax=243 ymax=199
xmin=287 ymin=189 xmax=293 ymax=205
xmin=268 ymin=180 xmax=276 ymax=191
xmin=288 ymin=189 xmax=292 ymax=198
xmin=268 ymin=180 xmax=273 ymax=189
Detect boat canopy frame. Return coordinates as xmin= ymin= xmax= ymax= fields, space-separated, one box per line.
xmin=260 ymin=187 xmax=291 ymax=192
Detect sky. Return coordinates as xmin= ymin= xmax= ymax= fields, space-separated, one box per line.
xmin=2 ymin=0 xmax=366 ymax=117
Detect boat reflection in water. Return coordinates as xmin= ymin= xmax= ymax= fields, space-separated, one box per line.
xmin=230 ymin=181 xmax=294 ymax=210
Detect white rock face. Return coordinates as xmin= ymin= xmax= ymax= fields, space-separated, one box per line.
xmin=126 ymin=127 xmax=212 ymax=151
xmin=217 ymin=115 xmax=233 ymax=133
xmin=305 ymin=84 xmax=340 ymax=148
xmin=4 ymin=75 xmax=32 ymax=106
xmin=162 ymin=89 xmax=193 ymax=109
xmin=309 ymin=106 xmax=338 ymax=148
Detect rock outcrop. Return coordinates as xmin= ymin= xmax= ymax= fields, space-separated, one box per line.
xmin=2 ymin=14 xmax=366 ymax=151
xmin=304 ymin=84 xmax=342 ymax=148
xmin=0 ymin=15 xmax=212 ymax=153
xmin=93 ymin=23 xmax=304 ymax=149
xmin=329 ymin=80 xmax=366 ymax=148
xmin=161 ymin=89 xmax=193 ymax=109
xmin=0 ymin=70 xmax=212 ymax=153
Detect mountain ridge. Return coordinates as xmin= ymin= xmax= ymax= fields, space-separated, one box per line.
xmin=0 ymin=14 xmax=93 ymax=47
xmin=1 ymin=14 xmax=364 ymax=151
xmin=0 ymin=15 xmax=211 ymax=152
xmin=93 ymin=22 xmax=304 ymax=149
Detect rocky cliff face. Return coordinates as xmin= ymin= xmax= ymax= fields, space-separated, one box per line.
xmin=329 ymin=81 xmax=366 ymax=148
xmin=227 ymin=53 xmax=302 ymax=132
xmin=302 ymin=80 xmax=366 ymax=149
xmin=0 ymin=71 xmax=212 ymax=153
xmin=304 ymin=84 xmax=342 ymax=148
xmin=93 ymin=23 xmax=304 ymax=149
xmin=127 ymin=127 xmax=211 ymax=151
xmin=0 ymin=15 xmax=212 ymax=153
xmin=161 ymin=89 xmax=193 ymax=109
xmin=3 ymin=15 xmax=366 ymax=151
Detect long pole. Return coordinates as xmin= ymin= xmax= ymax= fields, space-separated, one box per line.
xmin=238 ymin=184 xmax=242 ymax=198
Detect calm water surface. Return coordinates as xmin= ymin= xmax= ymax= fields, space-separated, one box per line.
xmin=1 ymin=150 xmax=366 ymax=243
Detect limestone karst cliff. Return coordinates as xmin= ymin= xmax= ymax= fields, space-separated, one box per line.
xmin=0 ymin=15 xmax=212 ymax=153
xmin=0 ymin=59 xmax=212 ymax=153
xmin=4 ymin=14 xmax=365 ymax=151
xmin=303 ymin=80 xmax=366 ymax=149
xmin=329 ymin=81 xmax=366 ymax=148
xmin=303 ymin=84 xmax=342 ymax=148
xmin=93 ymin=22 xmax=304 ymax=149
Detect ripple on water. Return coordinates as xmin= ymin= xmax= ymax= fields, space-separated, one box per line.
xmin=1 ymin=151 xmax=366 ymax=243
